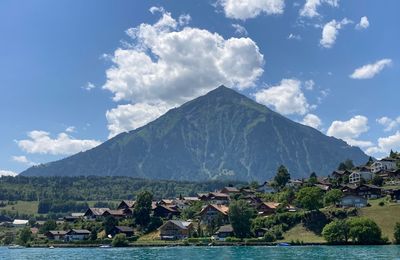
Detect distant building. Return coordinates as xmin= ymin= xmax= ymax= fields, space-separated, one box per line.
xmin=348 ymin=171 xmax=373 ymax=184
xmin=84 ymin=208 xmax=110 ymax=220
xmin=371 ymin=158 xmax=397 ymax=173
xmin=219 ymin=187 xmax=240 ymax=195
xmin=199 ymin=204 xmax=229 ymax=225
xmin=45 ymin=230 xmax=67 ymax=241
xmin=342 ymin=184 xmax=382 ymax=199
xmin=12 ymin=219 xmax=29 ymax=227
xmin=153 ymin=205 xmax=180 ymax=219
xmin=65 ymin=229 xmax=90 ymax=241
xmin=257 ymin=202 xmax=281 ymax=216
xmin=215 ymin=224 xmax=234 ymax=240
xmin=110 ymin=226 xmax=134 ymax=238
xmin=340 ymin=195 xmax=367 ymax=208
xmin=159 ymin=220 xmax=193 ymax=240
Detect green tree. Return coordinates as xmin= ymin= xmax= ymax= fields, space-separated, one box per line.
xmin=103 ymin=216 xmax=118 ymax=235
xmin=112 ymin=233 xmax=128 ymax=247
xmin=348 ymin=217 xmax=383 ymax=244
xmin=308 ymin=172 xmax=318 ymax=186
xmin=228 ymin=200 xmax=255 ymax=238
xmin=39 ymin=220 xmax=57 ymax=233
xmin=337 ymin=159 xmax=354 ymax=171
xmin=18 ymin=227 xmax=32 ymax=246
xmin=296 ymin=187 xmax=323 ymax=210
xmin=390 ymin=149 xmax=396 ymax=158
xmin=274 ymin=165 xmax=291 ymax=190
xmin=322 ymin=219 xmax=349 ymax=244
xmin=323 ymin=189 xmax=343 ymax=206
xmin=366 ymin=156 xmax=374 ymax=166
xmin=147 ymin=216 xmax=163 ymax=232
xmin=134 ymin=191 xmax=153 ymax=228
xmin=394 ymin=222 xmax=400 ymax=244
xmin=181 ymin=201 xmax=203 ymax=220
xmin=276 ymin=188 xmax=295 ymax=204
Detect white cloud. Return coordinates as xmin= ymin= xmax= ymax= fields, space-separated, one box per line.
xmin=288 ymin=33 xmax=301 ymax=40
xmin=232 ymin=23 xmax=248 ymax=36
xmin=301 ymin=113 xmax=322 ymax=129
xmin=366 ymin=131 xmax=400 ymax=155
xmin=350 ymin=59 xmax=392 ymax=79
xmin=300 ymin=0 xmax=339 ymax=18
xmin=149 ymin=6 xmax=165 ymax=14
xmin=178 ymin=14 xmax=191 ymax=26
xmin=355 ymin=16 xmax=369 ymax=30
xmin=106 ymin=103 xmax=170 ymax=138
xmin=377 ymin=116 xmax=400 ymax=132
xmin=304 ymin=79 xmax=315 ymax=90
xmin=254 ymin=79 xmax=311 ymax=115
xmin=12 ymin=155 xmax=36 ymax=166
xmin=218 ymin=0 xmax=285 ymax=20
xmin=104 ymin=9 xmax=264 ymax=137
xmin=320 ymin=18 xmax=352 ymax=48
xmin=327 ymin=115 xmax=373 ymax=148
xmin=65 ymin=126 xmax=76 ymax=133
xmin=0 ymin=170 xmax=17 ymax=177
xmin=17 ymin=131 xmax=101 ymax=155
xmin=83 ymin=82 xmax=96 ymax=91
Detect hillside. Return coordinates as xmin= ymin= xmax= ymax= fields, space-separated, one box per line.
xmin=20 ymin=86 xmax=369 ymax=181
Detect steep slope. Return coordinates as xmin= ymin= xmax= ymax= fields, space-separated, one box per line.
xmin=20 ymin=86 xmax=369 ymax=181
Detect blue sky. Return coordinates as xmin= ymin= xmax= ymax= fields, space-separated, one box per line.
xmin=1 ymin=0 xmax=399 ymax=175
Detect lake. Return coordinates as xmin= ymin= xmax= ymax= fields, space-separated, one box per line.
xmin=1 ymin=245 xmax=399 ymax=260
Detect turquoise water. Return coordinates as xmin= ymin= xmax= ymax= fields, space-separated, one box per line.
xmin=1 ymin=245 xmax=399 ymax=260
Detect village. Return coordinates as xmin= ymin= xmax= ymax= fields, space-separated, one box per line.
xmin=2 ymin=154 xmax=400 ymax=247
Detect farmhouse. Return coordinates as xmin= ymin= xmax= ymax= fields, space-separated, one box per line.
xmin=159 ymin=220 xmax=193 ymax=240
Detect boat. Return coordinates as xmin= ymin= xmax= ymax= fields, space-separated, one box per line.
xmin=277 ymin=242 xmax=290 ymax=247
xmin=99 ymin=244 xmax=112 ymax=248
xmin=8 ymin=245 xmax=25 ymax=249
xmin=49 ymin=246 xmax=55 ymax=249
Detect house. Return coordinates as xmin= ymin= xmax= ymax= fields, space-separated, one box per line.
xmin=257 ymin=202 xmax=281 ymax=216
xmin=65 ymin=229 xmax=91 ymax=241
xmin=342 ymin=184 xmax=382 ymax=199
xmin=215 ymin=224 xmax=234 ymax=240
xmin=153 ymin=205 xmax=180 ymax=219
xmin=12 ymin=219 xmax=29 ymax=227
xmin=110 ymin=226 xmax=134 ymax=237
xmin=159 ymin=220 xmax=193 ymax=240
xmin=84 ymin=207 xmax=110 ymax=220
xmin=199 ymin=204 xmax=229 ymax=225
xmin=45 ymin=230 xmax=67 ymax=241
xmin=257 ymin=181 xmax=276 ymax=193
xmin=219 ymin=186 xmax=240 ymax=195
xmin=348 ymin=171 xmax=373 ymax=184
xmin=198 ymin=192 xmax=230 ymax=205
xmin=314 ymin=183 xmax=331 ymax=192
xmin=339 ymin=195 xmax=367 ymax=208
xmin=117 ymin=200 xmax=135 ymax=210
xmin=242 ymin=194 xmax=262 ymax=207
xmin=287 ymin=179 xmax=304 ymax=189
xmin=331 ymin=170 xmax=351 ymax=179
xmin=102 ymin=209 xmax=125 ymax=219
xmin=389 ymin=189 xmax=400 ymax=203
xmin=371 ymin=158 xmax=397 ymax=173
xmin=64 ymin=213 xmax=84 ymax=222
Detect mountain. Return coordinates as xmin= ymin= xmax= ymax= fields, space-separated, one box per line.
xmin=20 ymin=86 xmax=369 ymax=181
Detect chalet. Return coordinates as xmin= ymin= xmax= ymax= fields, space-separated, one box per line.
xmin=159 ymin=220 xmax=193 ymax=240
xmin=198 ymin=192 xmax=230 ymax=205
xmin=65 ymin=229 xmax=90 ymax=241
xmin=339 ymin=195 xmax=367 ymax=208
xmin=153 ymin=205 xmax=180 ymax=219
xmin=158 ymin=199 xmax=174 ymax=206
xmin=348 ymin=171 xmax=373 ymax=184
xmin=220 ymin=187 xmax=240 ymax=195
xmin=331 ymin=170 xmax=351 ymax=179
xmin=288 ymin=179 xmax=304 ymax=189
xmin=110 ymin=226 xmax=134 ymax=237
xmin=84 ymin=208 xmax=110 ymax=220
xmin=215 ymin=224 xmax=234 ymax=240
xmin=371 ymin=158 xmax=397 ymax=173
xmin=375 ymin=169 xmax=400 ymax=180
xmin=199 ymin=204 xmax=229 ymax=225
xmin=314 ymin=183 xmax=331 ymax=192
xmin=64 ymin=213 xmax=84 ymax=222
xmin=242 ymin=194 xmax=262 ymax=207
xmin=342 ymin=184 xmax=382 ymax=199
xmin=102 ymin=209 xmax=125 ymax=219
xmin=117 ymin=200 xmax=135 ymax=210
xmin=257 ymin=202 xmax=280 ymax=216
xmin=257 ymin=181 xmax=276 ymax=193
xmin=45 ymin=230 xmax=67 ymax=241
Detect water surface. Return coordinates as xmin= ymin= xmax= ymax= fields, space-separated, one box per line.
xmin=1 ymin=245 xmax=399 ymax=260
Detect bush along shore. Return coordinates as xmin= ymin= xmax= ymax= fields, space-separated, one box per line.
xmin=1 ymin=153 xmax=400 ymax=247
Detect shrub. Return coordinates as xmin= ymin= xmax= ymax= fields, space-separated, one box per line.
xmin=263 ymin=231 xmax=276 ymax=242
xmin=322 ymin=219 xmax=349 ymax=244
xmin=112 ymin=234 xmax=129 ymax=247
xmin=348 ymin=217 xmax=383 ymax=244
xmin=394 ymin=223 xmax=400 ymax=244
xmin=225 ymin=237 xmax=242 ymax=242
xmin=378 ymin=201 xmax=385 ymax=207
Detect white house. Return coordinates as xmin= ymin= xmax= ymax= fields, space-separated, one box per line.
xmin=12 ymin=219 xmax=29 ymax=227
xmin=349 ymin=171 xmax=373 ymax=184
xmin=371 ymin=158 xmax=397 ymax=173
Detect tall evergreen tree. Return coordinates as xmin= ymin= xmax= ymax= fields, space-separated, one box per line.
xmin=134 ymin=191 xmax=153 ymax=228
xmin=274 ymin=165 xmax=291 ymax=190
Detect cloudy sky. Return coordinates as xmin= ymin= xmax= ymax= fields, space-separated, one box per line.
xmin=1 ymin=0 xmax=399 ymax=175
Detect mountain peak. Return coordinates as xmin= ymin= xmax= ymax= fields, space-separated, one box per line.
xmin=20 ymin=85 xmax=368 ymax=181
